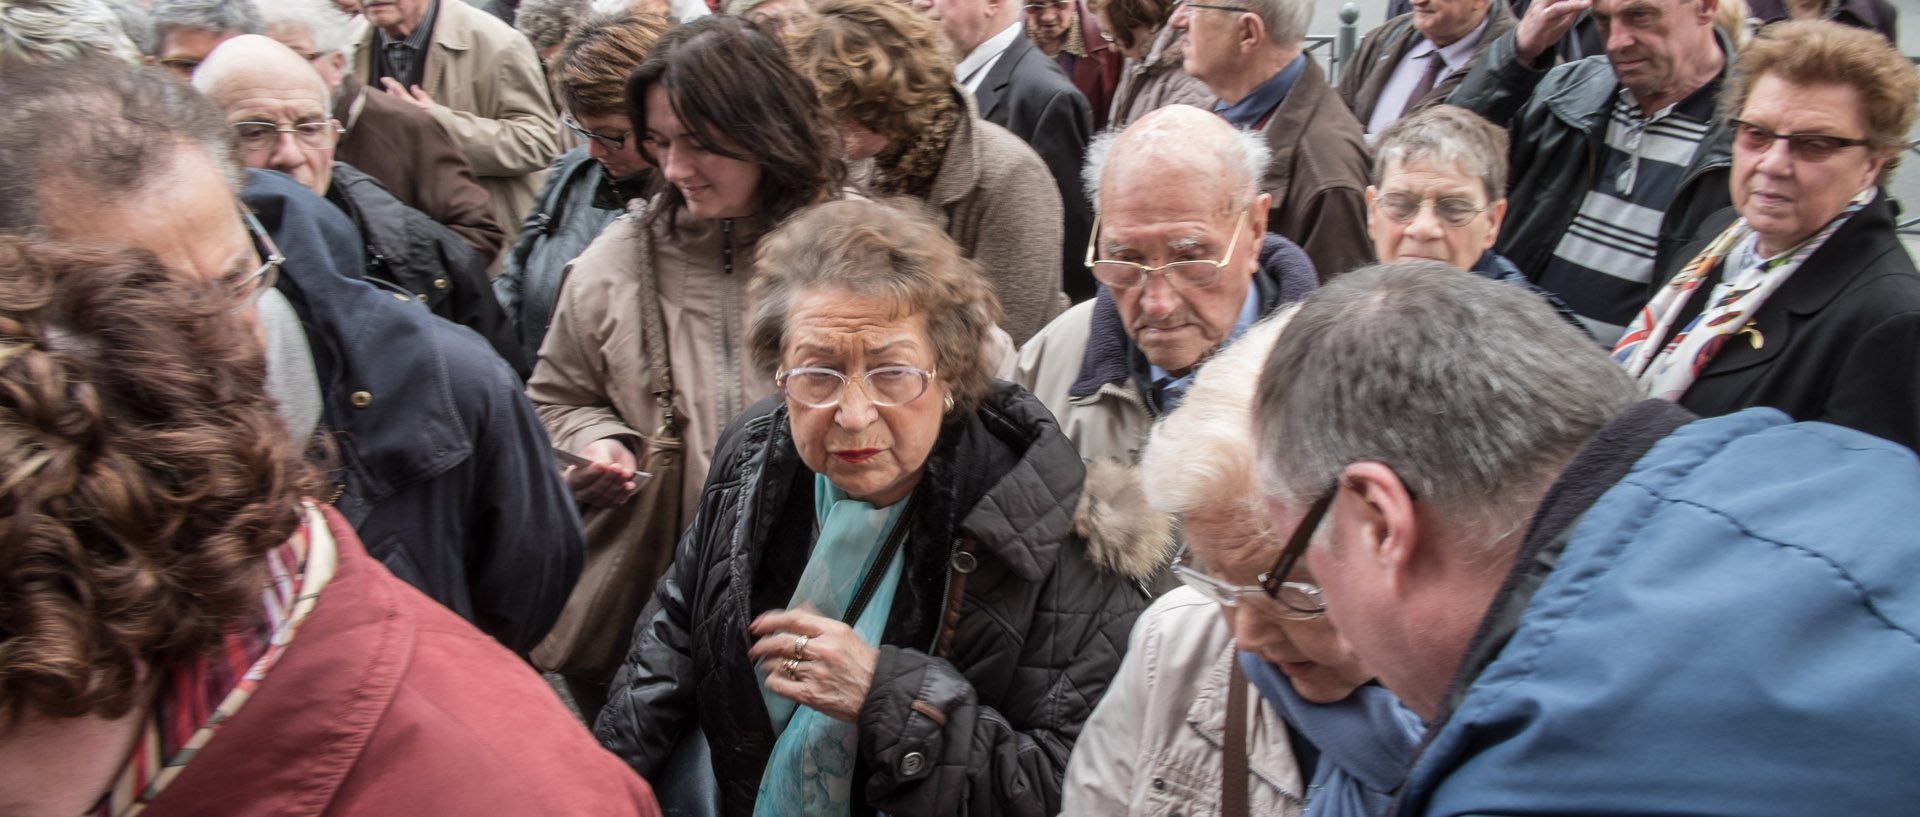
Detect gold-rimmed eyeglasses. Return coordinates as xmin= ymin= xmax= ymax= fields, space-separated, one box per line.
xmin=1084 ymin=208 xmax=1249 ymax=291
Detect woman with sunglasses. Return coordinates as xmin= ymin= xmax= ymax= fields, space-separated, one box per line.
xmin=1614 ymin=21 xmax=1920 ymax=452
xmin=595 ymin=200 xmax=1163 ymax=817
xmin=1365 ymin=104 xmax=1580 ymax=329
xmin=1062 ymin=309 xmax=1422 ymax=817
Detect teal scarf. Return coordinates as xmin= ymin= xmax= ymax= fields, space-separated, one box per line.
xmin=754 ymin=474 xmax=908 ymax=816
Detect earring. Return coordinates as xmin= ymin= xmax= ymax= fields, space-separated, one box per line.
xmin=942 ymin=394 xmax=955 ymax=414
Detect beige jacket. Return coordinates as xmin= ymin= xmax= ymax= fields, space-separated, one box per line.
xmin=1060 ymin=587 xmax=1305 ymax=816
xmin=1012 ymin=299 xmax=1155 ymax=464
xmin=354 ymin=0 xmax=558 ymax=257
xmin=912 ymin=88 xmax=1069 ymax=346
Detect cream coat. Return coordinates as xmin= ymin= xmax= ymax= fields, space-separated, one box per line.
xmin=1012 ymin=299 xmax=1155 ymax=464
xmin=353 ymin=0 xmax=558 ymax=259
xmin=1060 ymin=587 xmax=1305 ymax=816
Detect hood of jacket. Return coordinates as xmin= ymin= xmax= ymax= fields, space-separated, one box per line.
xmin=1070 ymin=232 xmax=1319 ymax=398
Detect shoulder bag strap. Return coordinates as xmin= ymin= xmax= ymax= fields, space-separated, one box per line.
xmin=631 ymin=207 xmax=680 ymax=442
xmin=1222 ymin=656 xmax=1250 ymax=817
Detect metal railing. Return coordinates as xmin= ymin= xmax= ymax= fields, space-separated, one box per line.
xmin=1305 ymin=2 xmax=1363 ymax=83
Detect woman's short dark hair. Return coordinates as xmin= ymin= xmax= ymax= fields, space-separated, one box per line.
xmin=1089 ymin=0 xmax=1178 ymax=52
xmin=748 ymin=200 xmax=1003 ymax=413
xmin=624 ymin=16 xmax=845 ymax=225
xmin=0 ymin=237 xmax=320 ymax=723
xmin=551 ymin=10 xmax=668 ymax=118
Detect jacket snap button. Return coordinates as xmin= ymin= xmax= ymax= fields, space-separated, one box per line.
xmin=350 ymin=391 xmax=373 ymax=409
xmin=433 ymin=277 xmax=449 ymax=290
xmin=415 ymin=293 xmax=428 ymax=302
xmin=1152 ymin=778 xmax=1165 ymax=790
xmin=392 ymin=292 xmax=410 ymax=302
xmin=950 ymin=551 xmax=977 ymax=573
xmin=901 ymin=751 xmax=926 ymax=776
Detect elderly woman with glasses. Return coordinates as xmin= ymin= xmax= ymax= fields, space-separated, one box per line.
xmin=595 ymin=199 xmax=1163 ymax=817
xmin=1614 ymin=21 xmax=1920 ymax=452
xmin=1366 ymin=104 xmax=1579 ymax=328
xmin=1060 ymin=309 xmax=1422 ymax=817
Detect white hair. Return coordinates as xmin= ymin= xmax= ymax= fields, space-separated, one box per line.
xmin=1140 ymin=306 xmax=1298 ymax=525
xmin=0 ymin=0 xmax=143 ymax=66
xmin=1083 ymin=104 xmax=1271 ymax=212
xmin=1243 ymin=0 xmax=1312 ymax=45
xmin=258 ymin=0 xmax=356 ymax=68
xmin=148 ymin=0 xmax=262 ymax=56
xmin=192 ymin=34 xmax=333 ymax=117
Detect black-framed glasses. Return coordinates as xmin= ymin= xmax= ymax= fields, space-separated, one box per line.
xmin=232 ymin=120 xmax=343 ymax=154
xmin=777 ymin=366 xmax=936 ymax=409
xmin=1259 ymin=485 xmax=1335 ymax=615
xmin=1375 ymin=193 xmax=1487 ymax=227
xmin=231 ymin=209 xmax=284 ymax=313
xmin=1182 ymin=2 xmax=1253 ymax=13
xmin=1170 ymin=545 xmax=1325 ymax=619
xmin=1085 ymin=208 xmax=1248 ymax=291
xmin=1729 ymin=118 xmax=1870 ymax=163
xmin=564 ymin=115 xmax=632 ymax=153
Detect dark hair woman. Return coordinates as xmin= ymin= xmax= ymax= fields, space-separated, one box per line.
xmin=524 ymin=15 xmax=847 ymax=719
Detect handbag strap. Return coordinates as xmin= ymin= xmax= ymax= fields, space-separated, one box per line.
xmin=841 ymin=499 xmax=914 ymax=627
xmin=1222 ymin=656 xmax=1250 ymax=817
xmin=631 ymin=204 xmax=680 ymax=441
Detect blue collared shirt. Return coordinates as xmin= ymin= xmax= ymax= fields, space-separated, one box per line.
xmin=1213 ymin=54 xmax=1306 ymax=129
xmin=1149 ymin=282 xmax=1261 ymax=411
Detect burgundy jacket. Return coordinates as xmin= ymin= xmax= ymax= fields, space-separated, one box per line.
xmin=1059 ymin=2 xmax=1125 ymax=131
xmin=142 ymin=506 xmax=660 ymax=817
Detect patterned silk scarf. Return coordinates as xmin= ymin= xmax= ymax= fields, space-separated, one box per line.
xmin=754 ymin=475 xmax=908 ymax=817
xmin=89 ymin=502 xmax=339 ymax=817
xmin=1613 ymin=186 xmax=1875 ymax=400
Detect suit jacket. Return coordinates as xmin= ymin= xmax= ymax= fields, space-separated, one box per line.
xmin=353 ymin=0 xmax=559 ymax=261
xmin=1336 ymin=1 xmax=1515 ymax=129
xmin=1665 ymin=192 xmax=1920 ymax=452
xmin=1256 ymin=57 xmax=1375 ymax=280
xmin=334 ymin=74 xmax=505 ymax=260
xmin=974 ymin=34 xmax=1097 ymax=303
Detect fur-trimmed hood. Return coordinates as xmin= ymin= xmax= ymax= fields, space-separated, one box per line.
xmin=1074 ymin=458 xmax=1176 ymax=583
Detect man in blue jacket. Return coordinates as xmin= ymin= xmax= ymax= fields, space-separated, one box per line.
xmin=1253 ymin=260 xmax=1920 ymax=816
xmin=0 ymin=59 xmax=583 ymax=657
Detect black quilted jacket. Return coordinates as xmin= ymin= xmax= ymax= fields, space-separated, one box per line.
xmin=595 ymin=382 xmax=1153 ymax=816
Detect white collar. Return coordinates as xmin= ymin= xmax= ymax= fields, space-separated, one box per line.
xmin=956 ymin=21 xmax=1026 ymax=90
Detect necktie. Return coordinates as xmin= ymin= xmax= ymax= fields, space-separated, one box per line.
xmin=1399 ymin=52 xmax=1446 ymax=120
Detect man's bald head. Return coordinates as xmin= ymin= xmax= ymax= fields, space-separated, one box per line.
xmin=192 ymin=34 xmax=338 ymax=195
xmin=1084 ymin=104 xmax=1271 ymax=215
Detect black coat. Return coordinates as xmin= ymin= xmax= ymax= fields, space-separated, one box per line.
xmin=244 ymin=168 xmax=584 ymax=655
xmin=594 ymin=383 xmax=1155 ymax=816
xmin=1661 ymin=192 xmax=1920 ymax=452
xmin=975 ymin=35 xmax=1097 ymax=303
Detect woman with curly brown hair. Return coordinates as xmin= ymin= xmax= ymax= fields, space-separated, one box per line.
xmin=787 ymin=0 xmax=1067 ymax=345
xmin=0 ymin=238 xmax=658 ymax=817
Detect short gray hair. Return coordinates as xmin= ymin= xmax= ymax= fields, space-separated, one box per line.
xmin=1084 ymin=103 xmax=1271 ymax=213
xmin=1141 ymin=306 xmax=1297 ymax=527
xmin=0 ymin=59 xmax=243 ymax=233
xmin=517 ymin=0 xmax=594 ymax=52
xmin=258 ymin=0 xmax=356 ymax=67
xmin=1242 ymin=0 xmax=1311 ymax=46
xmin=1254 ymin=261 xmax=1635 ymax=546
xmin=149 ymin=0 xmax=262 ymax=56
xmin=1371 ymin=104 xmax=1509 ymax=201
xmin=0 ymin=0 xmax=143 ymax=65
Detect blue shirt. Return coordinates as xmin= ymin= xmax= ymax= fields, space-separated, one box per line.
xmin=1149 ymin=282 xmax=1261 ymax=412
xmin=1213 ymin=54 xmax=1306 ymax=129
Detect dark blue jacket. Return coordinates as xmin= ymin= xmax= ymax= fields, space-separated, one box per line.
xmin=244 ymin=168 xmax=583 ymax=655
xmin=1399 ymin=402 xmax=1920 ymax=816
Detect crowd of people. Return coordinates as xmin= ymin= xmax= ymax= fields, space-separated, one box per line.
xmin=0 ymin=0 xmax=1915 ymax=815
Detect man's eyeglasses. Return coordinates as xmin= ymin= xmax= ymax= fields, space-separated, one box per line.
xmin=1024 ymin=0 xmax=1072 ymax=10
xmin=777 ymin=366 xmax=936 ymax=409
xmin=1170 ymin=545 xmax=1325 ymax=619
xmin=1259 ymin=485 xmax=1336 ymax=616
xmin=1374 ymin=193 xmax=1488 ymax=228
xmin=564 ymin=116 xmax=633 ymax=153
xmin=1182 ymin=2 xmax=1253 ymax=13
xmin=1729 ymin=118 xmax=1870 ymax=163
xmin=232 ymin=120 xmax=343 ymax=154
xmin=231 ymin=210 xmax=284 ymax=313
xmin=1085 ymin=208 xmax=1248 ymax=291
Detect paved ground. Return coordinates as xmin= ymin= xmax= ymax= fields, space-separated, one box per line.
xmin=1309 ymin=0 xmax=1920 ymax=259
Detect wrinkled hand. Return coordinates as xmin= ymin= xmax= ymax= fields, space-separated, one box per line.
xmin=749 ymin=607 xmax=878 ymax=723
xmin=380 ymin=77 xmax=437 ymax=113
xmin=564 ymin=438 xmax=640 ymax=508
xmin=1514 ymin=0 xmax=1592 ymax=64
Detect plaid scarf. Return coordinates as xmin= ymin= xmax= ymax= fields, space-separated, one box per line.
xmin=88 ymin=502 xmax=339 ymax=817
xmin=1613 ymin=186 xmax=1875 ymax=400
xmin=871 ymin=93 xmax=961 ymax=201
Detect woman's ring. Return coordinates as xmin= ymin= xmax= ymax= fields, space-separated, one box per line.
xmin=792 ymin=634 xmax=811 ymax=662
xmin=783 ymin=656 xmax=802 ymax=679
